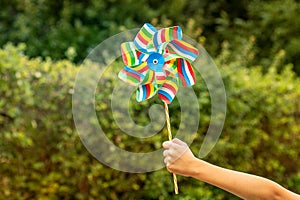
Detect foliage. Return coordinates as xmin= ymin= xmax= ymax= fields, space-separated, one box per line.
xmin=1 ymin=0 xmax=299 ymax=74
xmin=213 ymin=0 xmax=300 ymax=73
xmin=0 ymin=0 xmax=160 ymax=62
xmin=1 ymin=42 xmax=300 ymax=199
xmin=1 ymin=0 xmax=300 ymax=198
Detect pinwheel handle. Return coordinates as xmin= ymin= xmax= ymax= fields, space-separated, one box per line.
xmin=164 ymin=102 xmax=179 ymax=194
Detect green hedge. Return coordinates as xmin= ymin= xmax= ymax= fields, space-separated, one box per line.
xmin=1 ymin=0 xmax=300 ymax=73
xmin=0 ymin=44 xmax=300 ymax=199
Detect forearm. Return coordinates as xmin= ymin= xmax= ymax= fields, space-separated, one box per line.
xmin=163 ymin=139 xmax=300 ymax=199
xmin=190 ymin=158 xmax=299 ymax=200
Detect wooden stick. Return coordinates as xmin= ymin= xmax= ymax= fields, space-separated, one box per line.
xmin=164 ymin=102 xmax=179 ymax=194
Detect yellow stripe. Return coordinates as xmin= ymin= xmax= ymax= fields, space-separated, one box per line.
xmin=127 ymin=43 xmax=134 ymax=65
xmin=133 ymin=62 xmax=147 ymax=71
xmin=142 ymin=70 xmax=154 ymax=84
xmin=140 ymin=31 xmax=151 ymax=43
xmin=156 ymin=79 xmax=166 ymax=85
xmin=167 ymin=79 xmax=178 ymax=90
xmin=150 ymin=84 xmax=154 ymax=97
xmin=148 ymin=71 xmax=154 ymax=83
xmin=121 ymin=43 xmax=133 ymax=65
xmin=165 ymin=28 xmax=170 ymax=42
xmin=164 ymin=60 xmax=177 ymax=74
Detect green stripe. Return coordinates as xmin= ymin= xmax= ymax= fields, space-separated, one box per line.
xmin=142 ymin=26 xmax=153 ymax=39
xmin=119 ymin=71 xmax=139 ymax=84
xmin=168 ymin=28 xmax=173 ymax=41
xmin=127 ymin=75 xmax=140 ymax=84
xmin=125 ymin=43 xmax=136 ymax=65
xmin=141 ymin=70 xmax=151 ymax=84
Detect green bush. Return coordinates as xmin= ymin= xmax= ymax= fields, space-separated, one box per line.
xmin=213 ymin=0 xmax=300 ymax=73
xmin=1 ymin=44 xmax=300 ymax=199
xmin=1 ymin=0 xmax=299 ymax=74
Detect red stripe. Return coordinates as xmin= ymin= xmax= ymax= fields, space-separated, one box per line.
xmin=163 ymin=83 xmax=177 ymax=95
xmin=137 ymin=33 xmax=148 ymax=46
xmin=173 ymin=40 xmax=198 ymax=55
xmin=156 ymin=75 xmax=166 ymax=80
xmin=158 ymin=93 xmax=170 ymax=104
xmin=137 ymin=65 xmax=148 ymax=73
xmin=177 ymin=59 xmax=187 ymax=86
xmin=173 ymin=26 xmax=178 ymax=40
xmin=122 ymin=51 xmax=129 ymax=66
xmin=186 ymin=61 xmax=196 ymax=83
xmin=145 ymin=84 xmax=150 ymax=98
xmin=161 ymin=29 xmax=166 ymax=43
xmin=123 ymin=70 xmax=140 ymax=81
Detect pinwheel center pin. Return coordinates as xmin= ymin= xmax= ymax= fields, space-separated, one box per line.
xmin=147 ymin=52 xmax=165 ymax=72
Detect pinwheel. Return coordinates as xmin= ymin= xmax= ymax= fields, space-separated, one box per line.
xmin=118 ymin=23 xmax=198 ymax=104
xmin=118 ymin=23 xmax=199 ymax=194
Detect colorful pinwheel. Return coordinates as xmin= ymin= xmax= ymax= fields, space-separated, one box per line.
xmin=118 ymin=23 xmax=199 ymax=194
xmin=118 ymin=23 xmax=198 ymax=104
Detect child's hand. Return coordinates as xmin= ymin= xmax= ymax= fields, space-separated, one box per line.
xmin=163 ymin=138 xmax=197 ymax=177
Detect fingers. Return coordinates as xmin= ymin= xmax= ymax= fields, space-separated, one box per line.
xmin=164 ymin=157 xmax=170 ymax=166
xmin=162 ymin=141 xmax=172 ymax=149
xmin=163 ymin=138 xmax=187 ymax=167
xmin=162 ymin=138 xmax=195 ymax=176
xmin=163 ymin=149 xmax=168 ymax=157
xmin=172 ymin=138 xmax=186 ymax=146
xmin=163 ymin=150 xmax=169 ymax=166
xmin=162 ymin=138 xmax=186 ymax=149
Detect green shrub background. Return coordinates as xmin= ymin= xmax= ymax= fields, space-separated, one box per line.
xmin=1 ymin=0 xmax=300 ymax=199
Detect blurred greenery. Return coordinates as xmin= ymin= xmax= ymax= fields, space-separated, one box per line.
xmin=1 ymin=0 xmax=300 ymax=199
xmin=1 ymin=0 xmax=300 ymax=72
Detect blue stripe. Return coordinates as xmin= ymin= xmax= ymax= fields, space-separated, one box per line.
xmin=134 ymin=42 xmax=148 ymax=53
xmin=124 ymin=66 xmax=144 ymax=79
xmin=158 ymin=90 xmax=172 ymax=102
xmin=176 ymin=26 xmax=183 ymax=40
xmin=138 ymin=53 xmax=147 ymax=62
xmin=153 ymin=32 xmax=159 ymax=50
xmin=142 ymin=85 xmax=146 ymax=100
xmin=179 ymin=59 xmax=191 ymax=86
xmin=145 ymin=23 xmax=157 ymax=33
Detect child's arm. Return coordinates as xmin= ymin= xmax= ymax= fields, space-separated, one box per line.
xmin=163 ymin=138 xmax=300 ymax=200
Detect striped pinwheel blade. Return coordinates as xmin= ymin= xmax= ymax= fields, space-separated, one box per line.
xmin=134 ymin=23 xmax=157 ymax=53
xmin=140 ymin=69 xmax=155 ymax=85
xmin=165 ymin=40 xmax=198 ymax=63
xmin=177 ymin=58 xmax=196 ymax=86
xmin=158 ymin=76 xmax=179 ymax=104
xmin=154 ymin=70 xmax=167 ymax=85
xmin=118 ymin=65 xmax=145 ymax=86
xmin=152 ymin=26 xmax=182 ymax=52
xmin=121 ymin=42 xmax=142 ymax=66
xmin=136 ymin=83 xmax=157 ymax=102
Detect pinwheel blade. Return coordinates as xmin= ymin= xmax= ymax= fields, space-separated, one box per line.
xmin=134 ymin=23 xmax=157 ymax=53
xmin=177 ymin=58 xmax=196 ymax=86
xmin=121 ymin=42 xmax=141 ymax=66
xmin=154 ymin=71 xmax=167 ymax=85
xmin=153 ymin=26 xmax=182 ymax=51
xmin=158 ymin=76 xmax=179 ymax=104
xmin=163 ymin=59 xmax=178 ymax=76
xmin=118 ymin=66 xmax=145 ymax=86
xmin=136 ymin=83 xmax=157 ymax=102
xmin=166 ymin=40 xmax=198 ymax=63
xmin=141 ymin=69 xmax=155 ymax=85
